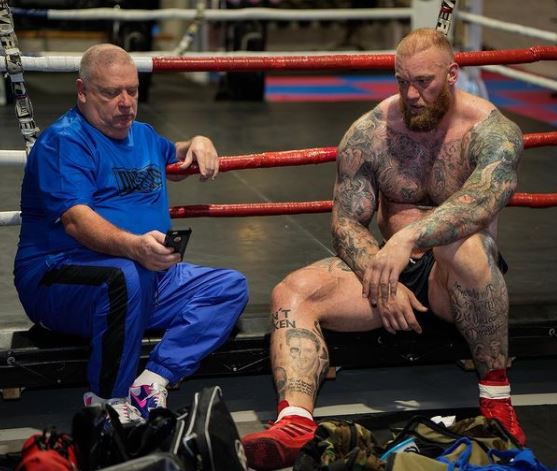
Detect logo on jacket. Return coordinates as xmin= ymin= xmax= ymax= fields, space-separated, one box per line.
xmin=113 ymin=165 xmax=162 ymax=195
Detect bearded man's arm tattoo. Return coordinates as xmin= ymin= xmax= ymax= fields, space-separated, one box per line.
xmin=409 ymin=110 xmax=522 ymax=249
xmin=332 ymin=108 xmax=383 ymax=279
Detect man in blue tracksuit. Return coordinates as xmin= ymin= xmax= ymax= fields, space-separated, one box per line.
xmin=14 ymin=44 xmax=248 ymax=423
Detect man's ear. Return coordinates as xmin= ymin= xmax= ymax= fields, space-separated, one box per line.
xmin=76 ymin=78 xmax=86 ymax=103
xmin=447 ymin=62 xmax=459 ymax=86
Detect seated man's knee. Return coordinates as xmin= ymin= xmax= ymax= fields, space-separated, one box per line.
xmin=220 ymin=269 xmax=249 ymax=304
xmin=271 ymin=268 xmax=333 ymax=311
xmin=433 ymin=233 xmax=497 ymax=278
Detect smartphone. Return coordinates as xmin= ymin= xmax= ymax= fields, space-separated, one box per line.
xmin=164 ymin=228 xmax=192 ymax=261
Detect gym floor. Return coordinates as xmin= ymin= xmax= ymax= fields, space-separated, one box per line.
xmin=1 ymin=71 xmax=556 ymax=469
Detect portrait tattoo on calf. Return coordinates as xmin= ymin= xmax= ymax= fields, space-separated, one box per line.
xmin=274 ymin=327 xmax=330 ymax=401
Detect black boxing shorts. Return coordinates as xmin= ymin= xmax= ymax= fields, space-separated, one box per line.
xmin=399 ymin=250 xmax=508 ymax=321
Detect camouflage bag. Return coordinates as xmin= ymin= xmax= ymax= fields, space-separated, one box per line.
xmin=382 ymin=414 xmax=519 ymax=462
xmin=382 ymin=415 xmax=521 ymax=471
xmin=294 ymin=419 xmax=385 ymax=471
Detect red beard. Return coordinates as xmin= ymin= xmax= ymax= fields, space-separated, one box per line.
xmin=400 ymin=82 xmax=452 ymax=132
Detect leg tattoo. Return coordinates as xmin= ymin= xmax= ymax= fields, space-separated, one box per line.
xmin=272 ymin=309 xmax=329 ymax=402
xmin=450 ymin=267 xmax=508 ymax=378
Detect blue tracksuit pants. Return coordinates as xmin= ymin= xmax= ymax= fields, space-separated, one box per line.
xmin=20 ymin=250 xmax=248 ymax=398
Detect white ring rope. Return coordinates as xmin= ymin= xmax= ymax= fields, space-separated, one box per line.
xmin=13 ymin=6 xmax=557 ymax=44
xmin=0 ymin=211 xmax=22 ymax=227
xmin=456 ymin=11 xmax=557 ymax=44
xmin=18 ymin=7 xmax=413 ymax=22
xmin=0 ymin=150 xmax=26 ymax=165
xmin=481 ymin=64 xmax=557 ymax=92
xmin=0 ymin=55 xmax=154 ymax=73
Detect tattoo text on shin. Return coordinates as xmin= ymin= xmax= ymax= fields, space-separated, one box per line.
xmin=450 ymin=277 xmax=508 ymax=375
xmin=272 ymin=306 xmax=296 ymax=330
xmin=288 ymin=379 xmax=316 ymax=397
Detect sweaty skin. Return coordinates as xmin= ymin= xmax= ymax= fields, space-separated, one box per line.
xmin=268 ymin=37 xmax=522 ymax=413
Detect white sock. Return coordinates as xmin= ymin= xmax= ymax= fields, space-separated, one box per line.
xmin=277 ymin=405 xmax=313 ymax=422
xmin=132 ymin=369 xmax=169 ymax=388
xmin=479 ymin=383 xmax=511 ymax=400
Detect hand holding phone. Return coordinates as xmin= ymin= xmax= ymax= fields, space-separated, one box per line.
xmin=164 ymin=228 xmax=192 ymax=261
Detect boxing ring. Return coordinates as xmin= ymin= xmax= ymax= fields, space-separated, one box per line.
xmin=0 ymin=1 xmax=557 ymax=404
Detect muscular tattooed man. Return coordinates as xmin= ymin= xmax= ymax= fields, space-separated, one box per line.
xmin=242 ymin=28 xmax=525 ymax=470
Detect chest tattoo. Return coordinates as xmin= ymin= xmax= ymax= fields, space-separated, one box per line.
xmin=376 ymin=128 xmax=471 ymax=204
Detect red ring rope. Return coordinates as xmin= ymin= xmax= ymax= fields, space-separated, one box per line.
xmin=170 ymin=201 xmax=333 ymax=218
xmin=166 ymin=132 xmax=557 ymax=217
xmin=523 ymin=131 xmax=557 ymax=148
xmin=508 ymin=193 xmax=557 ymax=208
xmin=153 ymin=46 xmax=557 ymax=72
xmin=166 ymin=147 xmax=338 ymax=175
xmin=166 ymin=131 xmax=557 ymax=176
xmin=169 ymin=192 xmax=557 ymax=219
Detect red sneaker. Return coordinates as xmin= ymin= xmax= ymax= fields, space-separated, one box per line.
xmin=242 ymin=415 xmax=317 ymax=470
xmin=480 ymin=396 xmax=526 ymax=446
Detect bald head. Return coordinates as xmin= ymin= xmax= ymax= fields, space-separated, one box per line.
xmin=76 ymin=43 xmax=139 ymax=139
xmin=79 ymin=44 xmax=136 ymax=83
xmin=396 ymin=28 xmax=454 ymax=66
